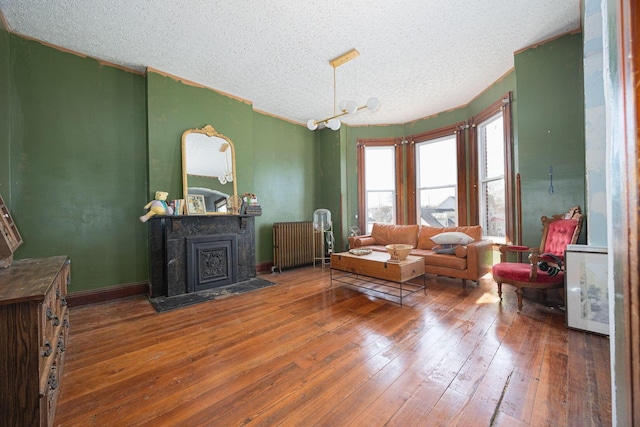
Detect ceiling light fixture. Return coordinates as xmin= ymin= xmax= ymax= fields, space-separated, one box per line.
xmin=307 ymin=49 xmax=380 ymax=131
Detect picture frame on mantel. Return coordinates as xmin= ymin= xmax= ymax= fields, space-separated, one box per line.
xmin=186 ymin=194 xmax=206 ymax=215
xmin=565 ymin=245 xmax=609 ymax=335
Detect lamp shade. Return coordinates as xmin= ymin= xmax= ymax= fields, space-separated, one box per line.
xmin=313 ymin=209 xmax=332 ymax=231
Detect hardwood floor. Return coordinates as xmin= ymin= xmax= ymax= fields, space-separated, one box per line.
xmin=55 ymin=267 xmax=611 ymax=426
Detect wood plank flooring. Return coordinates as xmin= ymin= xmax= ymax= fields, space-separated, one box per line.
xmin=55 ymin=267 xmax=611 ymax=426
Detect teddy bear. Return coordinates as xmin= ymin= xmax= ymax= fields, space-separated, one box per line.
xmin=139 ymin=191 xmax=174 ymax=222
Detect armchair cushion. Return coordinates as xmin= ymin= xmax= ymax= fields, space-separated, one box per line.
xmin=493 ymin=262 xmax=565 ymax=285
xmin=544 ymin=219 xmax=580 ymax=256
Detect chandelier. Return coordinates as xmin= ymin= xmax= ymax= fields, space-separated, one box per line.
xmin=307 ymin=49 xmax=380 ymax=131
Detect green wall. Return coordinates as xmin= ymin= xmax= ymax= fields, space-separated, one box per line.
xmin=147 ymin=71 xmax=254 ymax=203
xmin=514 ymin=33 xmax=585 ymax=245
xmin=252 ymin=112 xmax=317 ymax=262
xmin=0 ymin=20 xmax=10 ymax=204
xmin=8 ymin=36 xmax=148 ymax=292
xmin=315 ymin=128 xmax=343 ymax=249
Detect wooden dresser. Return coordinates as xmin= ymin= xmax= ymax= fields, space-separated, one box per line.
xmin=0 ymin=256 xmax=70 ymax=427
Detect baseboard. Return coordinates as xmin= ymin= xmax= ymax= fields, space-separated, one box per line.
xmin=67 ymin=281 xmax=149 ymax=307
xmin=67 ymin=266 xmax=280 ymax=306
xmin=256 ymin=261 xmax=274 ymax=273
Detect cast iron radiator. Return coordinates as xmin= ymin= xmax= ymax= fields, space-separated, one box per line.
xmin=272 ymin=221 xmax=317 ymax=272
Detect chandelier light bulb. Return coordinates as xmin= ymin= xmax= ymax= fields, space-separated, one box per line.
xmin=366 ymin=97 xmax=380 ymax=112
xmin=327 ymin=119 xmax=341 ymax=130
xmin=344 ymin=100 xmax=358 ymax=114
xmin=307 ymin=119 xmax=318 ymax=131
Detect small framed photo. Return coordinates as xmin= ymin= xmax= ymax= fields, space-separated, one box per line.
xmin=186 ymin=194 xmax=206 ymax=215
xmin=565 ymin=245 xmax=609 ymax=335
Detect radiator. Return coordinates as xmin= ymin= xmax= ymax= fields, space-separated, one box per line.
xmin=272 ymin=221 xmax=320 ymax=272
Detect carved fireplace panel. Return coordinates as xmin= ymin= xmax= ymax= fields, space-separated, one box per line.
xmin=186 ymin=234 xmax=238 ymax=293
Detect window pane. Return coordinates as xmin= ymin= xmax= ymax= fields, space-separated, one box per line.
xmin=417 ymin=136 xmax=457 ymax=187
xmin=416 ymin=135 xmax=458 ymax=226
xmin=419 ymin=187 xmax=456 ymax=227
xmin=366 ymin=191 xmax=395 ymax=232
xmin=364 ymin=145 xmax=396 ymax=233
xmin=483 ymin=115 xmax=504 ymax=179
xmin=482 ymin=179 xmax=505 ymax=238
xmin=478 ymin=110 xmax=506 ymax=242
xmin=365 ymin=147 xmax=395 ymax=190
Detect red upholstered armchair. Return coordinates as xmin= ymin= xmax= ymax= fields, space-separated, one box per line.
xmin=492 ymin=206 xmax=584 ymax=312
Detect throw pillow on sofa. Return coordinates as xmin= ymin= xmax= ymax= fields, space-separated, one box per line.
xmin=417 ymin=225 xmax=482 ymax=250
xmin=430 ymin=231 xmax=475 ymax=245
xmin=454 ymin=245 xmax=468 ymax=258
xmin=433 ymin=244 xmax=457 ymax=254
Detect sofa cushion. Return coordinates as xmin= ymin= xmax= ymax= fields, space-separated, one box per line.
xmin=370 ymin=223 xmax=419 ymax=247
xmin=417 ymin=225 xmax=482 ymax=250
xmin=411 ymin=249 xmax=468 ymax=270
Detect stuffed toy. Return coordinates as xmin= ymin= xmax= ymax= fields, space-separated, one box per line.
xmin=139 ymin=191 xmax=174 ymax=222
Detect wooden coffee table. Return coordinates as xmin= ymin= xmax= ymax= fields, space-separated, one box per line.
xmin=330 ymin=251 xmax=426 ymax=306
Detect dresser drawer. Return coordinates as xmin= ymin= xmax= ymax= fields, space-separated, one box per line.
xmin=42 ymin=347 xmax=65 ymax=427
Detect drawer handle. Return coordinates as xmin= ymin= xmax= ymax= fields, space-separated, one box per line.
xmin=46 ymin=307 xmax=60 ymax=325
xmin=42 ymin=341 xmax=52 ymax=357
xmin=48 ymin=367 xmax=58 ymax=390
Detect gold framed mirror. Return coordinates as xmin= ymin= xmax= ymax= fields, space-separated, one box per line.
xmin=181 ymin=125 xmax=238 ymax=214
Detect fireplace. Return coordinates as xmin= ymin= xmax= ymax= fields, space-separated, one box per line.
xmin=148 ymin=215 xmax=256 ymax=298
xmin=186 ymin=234 xmax=238 ymax=292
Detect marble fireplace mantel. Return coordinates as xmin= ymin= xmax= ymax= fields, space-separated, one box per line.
xmin=148 ymin=215 xmax=256 ymax=298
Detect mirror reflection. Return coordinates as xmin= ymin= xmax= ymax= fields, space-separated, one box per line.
xmin=182 ymin=125 xmax=238 ymax=214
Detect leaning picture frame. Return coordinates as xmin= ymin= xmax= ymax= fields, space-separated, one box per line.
xmin=565 ymin=245 xmax=609 ymax=335
xmin=186 ymin=194 xmax=206 ymax=215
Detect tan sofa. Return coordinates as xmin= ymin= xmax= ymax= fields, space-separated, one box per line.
xmin=348 ymin=223 xmax=493 ymax=289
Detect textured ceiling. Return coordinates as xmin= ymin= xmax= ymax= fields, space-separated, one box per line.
xmin=0 ymin=0 xmax=581 ymax=127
